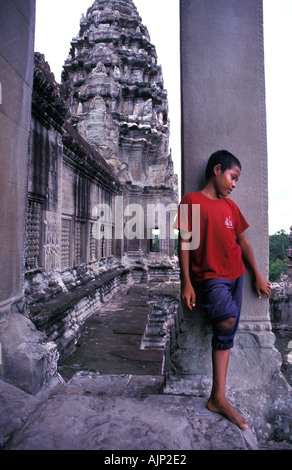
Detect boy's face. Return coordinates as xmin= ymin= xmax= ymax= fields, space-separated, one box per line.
xmin=214 ymin=164 xmax=241 ymax=197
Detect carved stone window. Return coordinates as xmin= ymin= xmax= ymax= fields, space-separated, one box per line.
xmin=25 ymin=197 xmax=43 ymax=272
xmin=61 ymin=218 xmax=71 ymax=270
xmin=90 ymin=222 xmax=97 ymax=262
xmin=74 ymin=221 xmax=81 ymax=266
xmin=74 ymin=220 xmax=87 ymax=266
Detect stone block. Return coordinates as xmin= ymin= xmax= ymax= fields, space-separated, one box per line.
xmin=0 ymin=378 xmax=39 ymax=448
xmin=0 ymin=313 xmax=59 ymax=395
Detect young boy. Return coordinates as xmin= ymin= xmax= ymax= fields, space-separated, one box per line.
xmin=177 ymin=150 xmax=271 ymax=430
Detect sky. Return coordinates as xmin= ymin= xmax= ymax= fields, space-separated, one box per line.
xmin=34 ymin=0 xmax=292 ymax=235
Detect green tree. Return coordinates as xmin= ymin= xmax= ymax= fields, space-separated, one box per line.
xmin=269 ymin=229 xmax=289 ymax=282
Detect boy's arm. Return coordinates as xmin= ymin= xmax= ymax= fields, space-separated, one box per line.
xmin=237 ymin=232 xmax=271 ymax=298
xmin=178 ymin=231 xmax=196 ymax=310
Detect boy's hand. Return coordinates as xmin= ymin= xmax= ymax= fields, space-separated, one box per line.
xmin=181 ymin=284 xmax=196 ymax=310
xmin=254 ymin=275 xmax=271 ymax=299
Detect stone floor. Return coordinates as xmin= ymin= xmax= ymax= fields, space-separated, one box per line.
xmin=58 ymin=283 xmax=165 ymax=380
xmin=0 ymin=280 xmax=264 ymax=451
xmin=1 ymin=376 xmax=258 ymax=451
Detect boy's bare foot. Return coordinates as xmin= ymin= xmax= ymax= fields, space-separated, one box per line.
xmin=207 ymin=395 xmax=248 ymax=430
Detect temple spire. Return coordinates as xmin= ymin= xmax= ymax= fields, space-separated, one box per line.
xmin=61 ymin=0 xmax=174 ymax=188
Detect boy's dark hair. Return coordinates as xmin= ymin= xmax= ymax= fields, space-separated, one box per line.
xmin=205 ymin=150 xmax=241 ymax=181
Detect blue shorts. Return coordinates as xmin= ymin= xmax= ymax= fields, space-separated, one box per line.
xmin=201 ymin=276 xmax=243 ymax=350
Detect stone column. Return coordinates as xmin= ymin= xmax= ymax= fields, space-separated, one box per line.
xmin=0 ymin=0 xmax=35 ymax=313
xmin=180 ymin=0 xmax=271 ymax=330
xmin=0 ymin=0 xmax=59 ymax=394
xmin=166 ymin=0 xmax=291 ymax=443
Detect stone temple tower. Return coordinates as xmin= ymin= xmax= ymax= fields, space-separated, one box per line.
xmin=60 ymin=0 xmax=178 ymax=260
xmin=61 ymin=0 xmax=176 ymax=190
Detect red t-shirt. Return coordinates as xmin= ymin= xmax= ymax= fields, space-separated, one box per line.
xmin=176 ymin=191 xmax=249 ymax=282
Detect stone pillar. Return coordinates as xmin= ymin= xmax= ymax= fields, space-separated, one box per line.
xmin=0 ymin=0 xmax=35 ymax=313
xmin=0 ymin=0 xmax=59 ymax=394
xmin=180 ymin=0 xmax=271 ymax=334
xmin=166 ymin=0 xmax=291 ymax=444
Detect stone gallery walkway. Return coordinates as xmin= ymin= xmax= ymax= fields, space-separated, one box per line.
xmin=58 ymin=283 xmax=166 ymax=380
xmin=0 ymin=281 xmax=258 ymax=451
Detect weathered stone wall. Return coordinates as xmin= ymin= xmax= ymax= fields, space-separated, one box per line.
xmin=24 ymin=53 xmax=132 ymax=362
xmin=29 ymin=267 xmax=131 ymax=362
xmin=0 ymin=0 xmax=61 ymax=395
xmin=26 ymin=53 xmax=122 ymax=280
